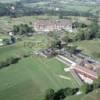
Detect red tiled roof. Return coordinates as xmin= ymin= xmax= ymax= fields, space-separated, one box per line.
xmin=73 ymin=65 xmax=97 ymax=79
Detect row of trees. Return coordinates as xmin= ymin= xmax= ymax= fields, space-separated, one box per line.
xmin=0 ymin=2 xmax=98 ymax=18
xmin=45 ymin=88 xmax=79 ymax=100
xmin=0 ymin=56 xmax=21 ymax=69
xmin=62 ymin=20 xmax=100 ymax=43
xmin=13 ymin=24 xmax=34 ymax=35
xmin=0 ymin=51 xmax=31 ymax=69
xmin=72 ymin=21 xmax=88 ymax=29
xmin=0 ymin=2 xmax=44 ymax=17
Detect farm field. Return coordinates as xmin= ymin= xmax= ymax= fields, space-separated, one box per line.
xmin=74 ymin=39 xmax=100 ymax=60
xmin=0 ymin=34 xmax=50 ymax=61
xmin=0 ymin=56 xmax=78 ymax=100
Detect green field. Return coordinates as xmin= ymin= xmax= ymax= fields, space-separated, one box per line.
xmin=74 ymin=39 xmax=100 ymax=60
xmin=0 ymin=56 xmax=77 ymax=100
xmin=0 ymin=34 xmax=50 ymax=61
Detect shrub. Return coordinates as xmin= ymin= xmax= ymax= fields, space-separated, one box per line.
xmin=22 ymin=53 xmax=30 ymax=58
xmin=80 ymin=84 xmax=93 ymax=94
xmin=0 ymin=56 xmax=21 ymax=69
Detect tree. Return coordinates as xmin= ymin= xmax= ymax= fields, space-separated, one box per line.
xmin=13 ymin=24 xmax=34 ymax=35
xmin=53 ymin=89 xmax=66 ymax=100
xmin=95 ymin=28 xmax=100 ymax=38
xmin=64 ymin=88 xmax=79 ymax=95
xmin=50 ymin=39 xmax=62 ymax=49
xmin=59 ymin=14 xmax=63 ymax=19
xmin=13 ymin=25 xmax=19 ymax=34
xmin=72 ymin=21 xmax=87 ymax=28
xmin=45 ymin=89 xmax=55 ymax=100
xmin=80 ymin=84 xmax=93 ymax=94
xmin=89 ymin=20 xmax=99 ymax=39
xmin=67 ymin=45 xmax=77 ymax=57
xmin=3 ymin=39 xmax=10 ymax=45
xmin=11 ymin=36 xmax=16 ymax=44
xmin=62 ymin=35 xmax=69 ymax=45
xmin=44 ymin=87 xmax=79 ymax=100
xmin=93 ymin=77 xmax=100 ymax=89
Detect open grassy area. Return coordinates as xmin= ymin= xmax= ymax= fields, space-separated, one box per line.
xmin=0 ymin=56 xmax=78 ymax=100
xmin=0 ymin=34 xmax=50 ymax=61
xmin=74 ymin=39 xmax=100 ymax=60
xmin=0 ymin=34 xmax=9 ymax=39
xmin=0 ymin=15 xmax=59 ymax=33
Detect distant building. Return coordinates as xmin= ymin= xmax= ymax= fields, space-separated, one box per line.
xmin=72 ymin=60 xmax=100 ymax=84
xmin=33 ymin=19 xmax=72 ymax=32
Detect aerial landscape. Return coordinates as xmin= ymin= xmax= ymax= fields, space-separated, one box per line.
xmin=0 ymin=0 xmax=100 ymax=100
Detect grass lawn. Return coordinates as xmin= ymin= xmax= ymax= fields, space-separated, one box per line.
xmin=0 ymin=34 xmax=49 ymax=61
xmin=0 ymin=33 xmax=9 ymax=39
xmin=0 ymin=56 xmax=78 ymax=100
xmin=74 ymin=39 xmax=100 ymax=60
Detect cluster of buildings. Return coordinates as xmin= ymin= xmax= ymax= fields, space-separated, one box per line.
xmin=71 ymin=60 xmax=100 ymax=84
xmin=56 ymin=54 xmax=100 ymax=85
xmin=34 ymin=19 xmax=100 ymax=85
xmin=33 ymin=19 xmax=72 ymax=32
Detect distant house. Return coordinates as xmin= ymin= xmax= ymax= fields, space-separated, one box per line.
xmin=33 ymin=19 xmax=72 ymax=32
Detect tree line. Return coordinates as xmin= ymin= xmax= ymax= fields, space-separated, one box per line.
xmin=0 ymin=2 xmax=97 ymax=18
xmin=45 ymin=88 xmax=79 ymax=100
xmin=0 ymin=51 xmax=31 ymax=69
xmin=0 ymin=56 xmax=21 ymax=69
xmin=13 ymin=24 xmax=34 ymax=36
